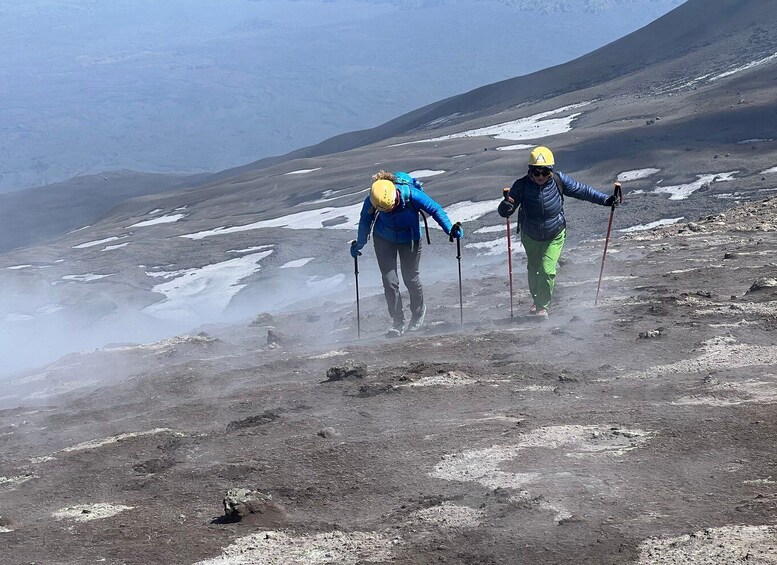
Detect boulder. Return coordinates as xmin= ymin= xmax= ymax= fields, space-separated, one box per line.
xmin=222 ymin=488 xmax=286 ymax=524
xmin=325 ymin=361 xmax=367 ymax=382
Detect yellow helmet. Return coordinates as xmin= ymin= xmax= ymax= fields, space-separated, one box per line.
xmin=528 ymin=146 xmax=555 ymax=167
xmin=370 ymin=179 xmax=398 ymax=211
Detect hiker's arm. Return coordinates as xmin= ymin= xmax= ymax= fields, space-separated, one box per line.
xmin=498 ymin=180 xmax=521 ymax=217
xmin=413 ymin=190 xmax=453 ymax=234
xmin=557 ymin=171 xmax=610 ymax=205
xmin=356 ymin=197 xmax=376 ymax=246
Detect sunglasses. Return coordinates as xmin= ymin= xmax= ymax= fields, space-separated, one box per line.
xmin=530 ymin=167 xmax=552 ymax=178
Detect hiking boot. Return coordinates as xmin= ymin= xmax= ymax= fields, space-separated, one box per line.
xmin=386 ymin=320 xmax=405 ymax=338
xmin=529 ymin=304 xmax=537 ymax=314
xmin=406 ymin=304 xmax=427 ymax=332
xmin=532 ymin=308 xmax=549 ymax=319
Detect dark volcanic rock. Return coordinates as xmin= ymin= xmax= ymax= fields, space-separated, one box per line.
xmin=226 ymin=410 xmax=282 ymax=432
xmin=250 ymin=313 xmax=274 ymax=327
xmin=325 ymin=361 xmax=367 ymax=382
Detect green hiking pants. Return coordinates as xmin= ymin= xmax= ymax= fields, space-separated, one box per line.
xmin=521 ymin=229 xmax=566 ymax=310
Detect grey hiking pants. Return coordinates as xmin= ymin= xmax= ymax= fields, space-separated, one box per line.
xmin=373 ymin=233 xmax=423 ymax=325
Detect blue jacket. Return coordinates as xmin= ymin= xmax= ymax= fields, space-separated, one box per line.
xmin=357 ymin=183 xmax=453 ymax=246
xmin=498 ymin=170 xmax=610 ymax=241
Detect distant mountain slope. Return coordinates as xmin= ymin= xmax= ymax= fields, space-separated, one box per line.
xmin=239 ymin=0 xmax=775 ymax=168
xmin=0 ymin=171 xmax=208 ymax=253
xmin=1 ymin=0 xmax=682 ymax=192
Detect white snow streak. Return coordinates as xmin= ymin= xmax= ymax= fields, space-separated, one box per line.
xmin=143 ymin=250 xmax=273 ymax=319
xmin=62 ymin=273 xmax=113 ymax=282
xmin=653 ymin=172 xmax=737 ymax=200
xmin=617 ymin=168 xmax=660 ymax=181
xmin=179 ymin=204 xmax=363 ymax=239
xmin=127 ymin=213 xmax=185 ymax=227
xmin=397 ymin=102 xmax=592 ymax=145
xmin=709 ymin=51 xmax=777 ymax=81
xmin=619 ymin=217 xmax=685 ymax=232
xmin=408 ymin=169 xmax=445 ymax=178
xmin=283 ymin=167 xmax=322 ymax=175
xmin=72 ymin=236 xmax=122 ymax=249
xmin=280 ymin=258 xmax=314 ymax=269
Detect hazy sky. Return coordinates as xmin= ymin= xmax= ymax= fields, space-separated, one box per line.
xmin=0 ymin=0 xmax=686 ymax=192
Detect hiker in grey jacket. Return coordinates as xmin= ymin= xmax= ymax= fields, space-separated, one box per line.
xmin=498 ymin=146 xmax=617 ymax=318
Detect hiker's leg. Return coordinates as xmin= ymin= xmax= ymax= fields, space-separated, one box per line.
xmin=521 ymin=233 xmax=543 ymax=308
xmin=374 ymin=234 xmax=404 ymax=324
xmin=536 ymin=230 xmax=566 ymax=309
xmin=399 ymin=239 xmax=423 ymax=318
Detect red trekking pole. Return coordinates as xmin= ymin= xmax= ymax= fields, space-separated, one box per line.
xmin=503 ymin=188 xmax=514 ymax=318
xmin=595 ymin=182 xmax=623 ymax=306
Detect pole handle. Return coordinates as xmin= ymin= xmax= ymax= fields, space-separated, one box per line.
xmin=449 ymin=221 xmax=462 ymax=244
xmin=613 ymin=181 xmax=623 ymax=205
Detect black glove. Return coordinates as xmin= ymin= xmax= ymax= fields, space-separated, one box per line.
xmin=498 ymin=197 xmax=516 ymax=217
xmin=604 ymin=195 xmax=620 ymax=208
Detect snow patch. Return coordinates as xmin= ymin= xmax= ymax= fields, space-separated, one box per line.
xmin=103 ymin=242 xmax=130 ymax=250
xmin=619 ymin=217 xmax=685 ymax=233
xmin=283 ymin=167 xmax=322 ymax=175
xmin=306 ymin=274 xmax=345 ymax=292
xmin=127 ymin=213 xmax=185 ymax=227
xmin=279 ymin=258 xmax=314 ymax=269
xmin=617 ymin=168 xmax=660 ymax=181
xmin=474 ymin=225 xmax=506 ymax=234
xmin=408 ymin=169 xmax=445 ymax=178
xmin=465 ymin=237 xmax=516 ymax=257
xmin=62 ymin=273 xmax=113 ymax=282
xmin=443 ymin=200 xmax=499 ymax=224
xmin=180 ymin=204 xmax=363 ymax=239
xmin=495 ymin=143 xmax=534 ymax=152
xmin=400 ymin=102 xmax=592 ymax=145
xmin=227 ymin=245 xmax=273 ymax=254
xmin=653 ymin=172 xmax=737 ymax=200
xmin=762 ymin=166 xmax=777 ymax=174
xmin=709 ymin=51 xmax=777 ymax=81
xmin=143 ymin=251 xmax=273 ymax=319
xmin=72 ymin=236 xmax=123 ymax=249
xmin=6 ymin=264 xmax=32 ymax=270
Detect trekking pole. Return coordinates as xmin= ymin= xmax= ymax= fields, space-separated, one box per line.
xmin=503 ymin=188 xmax=514 ymax=318
xmin=595 ymin=182 xmax=623 ymax=306
xmin=350 ymin=240 xmax=361 ymax=339
xmin=449 ymin=223 xmax=464 ymax=330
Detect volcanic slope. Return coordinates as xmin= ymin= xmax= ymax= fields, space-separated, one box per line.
xmin=1 ymin=194 xmax=777 ymax=564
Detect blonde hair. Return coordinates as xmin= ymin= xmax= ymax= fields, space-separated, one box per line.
xmin=372 ymin=170 xmax=396 ymax=183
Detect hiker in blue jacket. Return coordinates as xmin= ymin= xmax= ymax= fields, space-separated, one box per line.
xmin=498 ymin=146 xmax=618 ymax=318
xmin=351 ymin=170 xmax=464 ymax=337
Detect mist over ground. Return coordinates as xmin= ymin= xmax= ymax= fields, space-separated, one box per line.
xmin=1 ymin=0 xmax=684 ymax=192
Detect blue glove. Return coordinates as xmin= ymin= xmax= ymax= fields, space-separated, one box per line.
xmin=450 ymin=223 xmax=464 ymax=240
xmin=350 ymin=241 xmax=363 ymax=258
